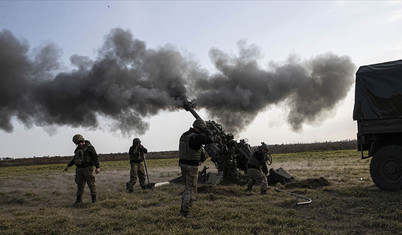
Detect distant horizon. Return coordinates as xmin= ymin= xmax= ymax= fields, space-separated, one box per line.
xmin=1 ymin=139 xmax=357 ymax=160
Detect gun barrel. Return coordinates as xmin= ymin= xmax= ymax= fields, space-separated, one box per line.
xmin=179 ymin=96 xmax=202 ymax=120
xmin=188 ymin=108 xmax=201 ymax=120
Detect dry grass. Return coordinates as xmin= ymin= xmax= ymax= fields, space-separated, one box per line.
xmin=0 ymin=150 xmax=401 ymax=234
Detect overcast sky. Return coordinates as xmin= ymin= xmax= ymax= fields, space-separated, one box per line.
xmin=1 ymin=1 xmax=402 ymax=158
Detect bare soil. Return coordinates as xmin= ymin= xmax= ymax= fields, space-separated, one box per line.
xmin=285 ymin=177 xmax=331 ymax=189
xmin=0 ymin=166 xmax=182 ymax=200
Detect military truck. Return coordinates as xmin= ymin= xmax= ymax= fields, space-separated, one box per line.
xmin=353 ymin=60 xmax=402 ymax=191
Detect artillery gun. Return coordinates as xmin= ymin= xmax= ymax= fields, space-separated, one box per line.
xmin=179 ymin=96 xmax=272 ymax=184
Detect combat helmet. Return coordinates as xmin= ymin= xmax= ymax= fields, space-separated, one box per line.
xmin=133 ymin=138 xmax=141 ymax=145
xmin=72 ymin=134 xmax=84 ymax=144
xmin=258 ymin=142 xmax=269 ymax=152
xmin=193 ymin=118 xmax=207 ymax=131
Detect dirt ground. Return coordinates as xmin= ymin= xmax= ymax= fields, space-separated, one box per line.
xmin=0 ymin=155 xmax=355 ymax=204
xmin=0 ymin=159 xmax=334 ymax=197
xmin=0 ymin=166 xmax=184 ymax=196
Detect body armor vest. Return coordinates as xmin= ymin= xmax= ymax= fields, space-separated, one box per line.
xmin=74 ymin=144 xmax=92 ymax=167
xmin=129 ymin=147 xmax=144 ymax=162
xmin=248 ymin=154 xmax=262 ymax=169
xmin=179 ymin=132 xmax=202 ymax=161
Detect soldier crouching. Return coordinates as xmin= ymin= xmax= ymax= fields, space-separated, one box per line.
xmin=246 ymin=144 xmax=269 ymax=195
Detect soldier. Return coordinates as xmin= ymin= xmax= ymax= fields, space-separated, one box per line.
xmin=126 ymin=138 xmax=148 ymax=193
xmin=64 ymin=134 xmax=100 ymax=204
xmin=179 ymin=119 xmax=213 ymax=217
xmin=246 ymin=143 xmax=269 ymax=195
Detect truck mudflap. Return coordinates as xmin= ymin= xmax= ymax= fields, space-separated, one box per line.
xmin=359 ymin=144 xmax=372 ymax=159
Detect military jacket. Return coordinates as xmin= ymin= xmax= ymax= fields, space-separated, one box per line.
xmin=68 ymin=140 xmax=100 ymax=168
xmin=129 ymin=145 xmax=147 ymax=163
xmin=247 ymin=150 xmax=268 ymax=174
xmin=179 ymin=132 xmax=202 ymax=161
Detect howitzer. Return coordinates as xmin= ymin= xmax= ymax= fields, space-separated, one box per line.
xmin=179 ymin=96 xmax=256 ymax=184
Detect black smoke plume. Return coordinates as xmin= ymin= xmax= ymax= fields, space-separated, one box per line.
xmin=196 ymin=41 xmax=355 ymax=133
xmin=0 ymin=28 xmax=355 ymax=135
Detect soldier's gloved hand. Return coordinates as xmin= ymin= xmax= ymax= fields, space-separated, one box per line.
xmin=64 ymin=167 xmax=69 ymax=172
xmin=95 ymin=168 xmax=100 ymax=174
xmin=139 ymin=145 xmax=148 ymax=153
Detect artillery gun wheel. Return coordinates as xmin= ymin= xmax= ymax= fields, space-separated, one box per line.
xmin=370 ymin=145 xmax=402 ymax=191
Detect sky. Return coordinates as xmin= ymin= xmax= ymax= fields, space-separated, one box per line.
xmin=1 ymin=1 xmax=402 ymax=159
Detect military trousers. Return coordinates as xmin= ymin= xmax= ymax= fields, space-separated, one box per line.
xmin=75 ymin=166 xmax=96 ymax=196
xmin=247 ymin=168 xmax=268 ymax=193
xmin=179 ymin=164 xmax=199 ymax=213
xmin=127 ymin=162 xmax=146 ymax=190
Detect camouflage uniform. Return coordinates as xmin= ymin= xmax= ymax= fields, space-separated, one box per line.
xmin=179 ymin=125 xmax=213 ymax=217
xmin=246 ymin=148 xmax=269 ymax=194
xmin=66 ymin=140 xmax=100 ymax=203
xmin=127 ymin=139 xmax=148 ymax=192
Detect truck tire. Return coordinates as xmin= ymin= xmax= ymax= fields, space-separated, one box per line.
xmin=370 ymin=145 xmax=402 ymax=191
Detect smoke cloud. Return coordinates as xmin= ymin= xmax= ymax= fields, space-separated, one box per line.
xmin=0 ymin=28 xmax=355 ymax=135
xmin=195 ymin=41 xmax=356 ymax=133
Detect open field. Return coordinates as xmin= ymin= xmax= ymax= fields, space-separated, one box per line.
xmin=0 ymin=140 xmax=357 ymax=166
xmin=0 ymin=150 xmax=401 ymax=234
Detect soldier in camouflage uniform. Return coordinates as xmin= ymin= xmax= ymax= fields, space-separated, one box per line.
xmin=126 ymin=138 xmax=148 ymax=193
xmin=64 ymin=134 xmax=100 ymax=204
xmin=179 ymin=119 xmax=213 ymax=217
xmin=246 ymin=144 xmax=269 ymax=195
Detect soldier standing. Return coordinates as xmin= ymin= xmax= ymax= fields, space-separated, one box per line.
xmin=64 ymin=134 xmax=100 ymax=204
xmin=179 ymin=119 xmax=213 ymax=217
xmin=126 ymin=138 xmax=148 ymax=193
xmin=246 ymin=143 xmax=269 ymax=195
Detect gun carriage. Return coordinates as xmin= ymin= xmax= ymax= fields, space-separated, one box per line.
xmin=179 ymin=96 xmax=272 ymax=184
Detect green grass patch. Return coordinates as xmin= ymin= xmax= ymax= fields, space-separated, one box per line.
xmin=0 ymin=149 xmax=401 ymax=234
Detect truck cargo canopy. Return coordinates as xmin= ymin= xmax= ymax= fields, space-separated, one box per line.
xmin=353 ymin=59 xmax=402 ymax=120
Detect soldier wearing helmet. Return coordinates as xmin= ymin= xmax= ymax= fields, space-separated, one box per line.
xmin=126 ymin=138 xmax=148 ymax=193
xmin=64 ymin=134 xmax=100 ymax=204
xmin=178 ymin=118 xmax=214 ymax=217
xmin=245 ymin=142 xmax=270 ymax=195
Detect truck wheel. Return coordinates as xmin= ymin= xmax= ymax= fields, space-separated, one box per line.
xmin=370 ymin=145 xmax=402 ymax=191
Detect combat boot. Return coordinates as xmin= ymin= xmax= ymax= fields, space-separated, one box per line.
xmin=91 ymin=194 xmax=96 ymax=203
xmin=74 ymin=195 xmax=82 ymax=205
xmin=260 ymin=190 xmax=267 ymax=195
xmin=180 ymin=209 xmax=192 ymax=218
xmin=180 ymin=212 xmax=192 ymax=218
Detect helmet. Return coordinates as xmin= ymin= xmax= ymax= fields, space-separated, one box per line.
xmin=193 ymin=119 xmax=207 ymax=130
xmin=259 ymin=142 xmax=269 ymax=152
xmin=72 ymin=134 xmax=84 ymax=144
xmin=133 ymin=138 xmax=141 ymax=145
